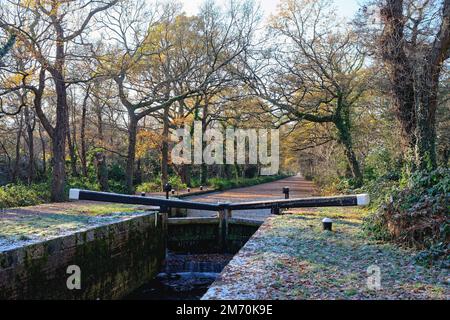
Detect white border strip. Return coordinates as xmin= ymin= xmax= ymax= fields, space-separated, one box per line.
xmin=356 ymin=194 xmax=370 ymax=206
xmin=69 ymin=189 xmax=80 ymax=200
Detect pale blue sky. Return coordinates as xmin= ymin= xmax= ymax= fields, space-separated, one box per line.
xmin=179 ymin=0 xmax=361 ymax=20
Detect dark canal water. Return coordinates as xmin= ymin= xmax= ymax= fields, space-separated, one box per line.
xmin=124 ymin=253 xmax=233 ymax=300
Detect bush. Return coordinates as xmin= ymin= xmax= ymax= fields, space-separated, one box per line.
xmin=363 ymin=168 xmax=449 ymax=254
xmin=0 ymin=183 xmax=50 ymax=209
xmin=168 ymin=175 xmax=187 ymax=191
xmin=108 ymin=163 xmax=126 ymax=182
xmin=108 ymin=180 xmax=129 ymax=194
xmin=363 ymin=147 xmax=401 ymax=182
xmin=66 ymin=176 xmax=100 ymax=192
xmin=136 ymin=181 xmax=161 ymax=193
xmin=319 ymin=177 xmax=351 ymax=196
xmin=208 ymin=175 xmax=287 ymax=191
xmin=415 ymin=241 xmax=449 ymax=269
xmin=136 ymin=175 xmax=188 ymax=193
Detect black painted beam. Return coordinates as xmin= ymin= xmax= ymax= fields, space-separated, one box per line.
xmin=69 ymin=189 xmax=220 ymax=211
xmin=228 ymin=194 xmax=370 ymax=210
xmin=69 ymin=189 xmax=369 ymax=212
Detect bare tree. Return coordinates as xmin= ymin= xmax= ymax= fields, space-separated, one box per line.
xmin=96 ymin=0 xmax=259 ymax=192
xmin=23 ymin=103 xmax=36 ymax=184
xmin=0 ymin=0 xmax=118 ymax=200
xmin=247 ymin=0 xmax=374 ymax=187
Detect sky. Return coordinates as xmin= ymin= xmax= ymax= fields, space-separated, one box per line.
xmin=178 ymin=0 xmax=361 ymax=20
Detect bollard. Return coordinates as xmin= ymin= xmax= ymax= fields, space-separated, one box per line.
xmin=187 ymin=188 xmax=191 ymax=193
xmin=141 ymin=192 xmax=146 ymax=197
xmin=171 ymin=189 xmax=175 ymax=195
xmin=322 ymin=218 xmax=333 ymax=231
xmin=163 ymin=183 xmax=172 ymax=200
xmin=200 ymin=186 xmax=203 ymax=191
xmin=283 ymin=187 xmax=290 ymax=199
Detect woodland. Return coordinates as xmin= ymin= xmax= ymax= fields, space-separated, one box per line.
xmin=0 ymin=0 xmax=449 ymax=260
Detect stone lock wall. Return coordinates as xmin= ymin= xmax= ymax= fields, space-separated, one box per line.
xmin=168 ymin=219 xmax=220 ymax=253
xmin=0 ymin=213 xmax=166 ymax=300
xmin=226 ymin=222 xmax=260 ymax=253
xmin=167 ymin=218 xmax=260 ymax=254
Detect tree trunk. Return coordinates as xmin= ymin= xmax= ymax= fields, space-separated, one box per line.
xmin=181 ymin=164 xmax=191 ymax=187
xmin=96 ymin=101 xmax=104 ymax=141
xmin=69 ymin=94 xmax=79 ymax=177
xmin=234 ymin=163 xmax=241 ymax=180
xmin=48 ymin=20 xmax=69 ymax=202
xmin=379 ymin=0 xmax=449 ymax=169
xmin=80 ymin=89 xmax=88 ymax=177
xmin=161 ymin=106 xmax=170 ymax=188
xmin=67 ymin=128 xmax=78 ymax=177
xmin=94 ymin=152 xmax=109 ymax=192
xmin=200 ymin=96 xmax=209 ymax=184
xmin=50 ymin=74 xmax=69 ymax=202
xmin=24 ymin=106 xmax=35 ymax=185
xmin=126 ymin=116 xmax=138 ymax=194
xmin=380 ymin=0 xmax=417 ymax=155
xmin=12 ymin=113 xmax=23 ymax=183
xmin=136 ymin=158 xmax=142 ymax=185
xmin=38 ymin=123 xmax=46 ymax=176
xmin=334 ymin=115 xmax=363 ymax=188
xmin=414 ymin=66 xmax=439 ymax=170
xmin=224 ymin=164 xmax=233 ymax=180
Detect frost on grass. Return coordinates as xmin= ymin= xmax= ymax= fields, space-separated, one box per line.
xmin=203 ymin=208 xmax=449 ymax=300
xmin=0 ymin=201 xmax=152 ymax=252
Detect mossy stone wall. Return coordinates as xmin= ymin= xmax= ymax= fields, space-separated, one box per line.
xmin=0 ymin=212 xmax=165 ymax=300
xmin=167 ymin=219 xmax=259 ymax=254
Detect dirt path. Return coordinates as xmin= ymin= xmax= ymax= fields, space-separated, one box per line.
xmin=184 ymin=175 xmax=317 ymax=220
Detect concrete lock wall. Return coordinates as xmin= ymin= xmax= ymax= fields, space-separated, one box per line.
xmin=0 ymin=213 xmax=166 ymax=300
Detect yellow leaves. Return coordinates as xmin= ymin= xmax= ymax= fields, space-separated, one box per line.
xmin=7 ymin=73 xmax=25 ymax=87
xmin=19 ymin=0 xmax=56 ymax=11
xmin=98 ymin=14 xmax=204 ymax=78
xmin=19 ymin=0 xmax=38 ymax=8
xmin=136 ymin=130 xmax=162 ymax=158
xmin=143 ymin=14 xmax=202 ymax=57
xmin=1 ymin=69 xmax=35 ymax=88
xmin=136 ymin=117 xmax=193 ymax=159
xmin=171 ymin=115 xmax=192 ymax=128
xmin=95 ymin=51 xmax=125 ymax=75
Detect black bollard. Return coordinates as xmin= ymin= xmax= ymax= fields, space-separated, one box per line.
xmin=200 ymin=186 xmax=203 ymax=191
xmin=322 ymin=218 xmax=333 ymax=231
xmin=283 ymin=187 xmax=290 ymax=199
xmin=163 ymin=183 xmax=172 ymax=200
xmin=141 ymin=192 xmax=146 ymax=197
xmin=171 ymin=189 xmax=175 ymax=195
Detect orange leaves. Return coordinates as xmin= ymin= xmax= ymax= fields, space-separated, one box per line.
xmin=19 ymin=0 xmax=59 ymax=14
xmin=1 ymin=69 xmax=35 ymax=88
xmin=172 ymin=114 xmax=193 ymax=128
xmin=136 ymin=130 xmax=162 ymax=158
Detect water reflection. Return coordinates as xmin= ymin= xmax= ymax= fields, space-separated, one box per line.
xmin=124 ymin=253 xmax=233 ymax=300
